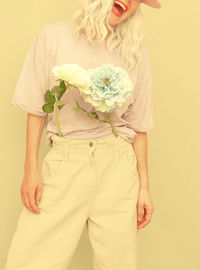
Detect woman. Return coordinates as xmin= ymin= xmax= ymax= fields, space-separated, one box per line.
xmin=5 ymin=0 xmax=161 ymax=269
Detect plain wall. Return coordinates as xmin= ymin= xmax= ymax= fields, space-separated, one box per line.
xmin=1 ymin=0 xmax=199 ymax=269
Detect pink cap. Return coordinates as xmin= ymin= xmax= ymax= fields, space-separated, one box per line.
xmin=141 ymin=0 xmax=161 ymax=9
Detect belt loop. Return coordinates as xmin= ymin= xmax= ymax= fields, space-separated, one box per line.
xmin=50 ymin=137 xmax=53 ymax=147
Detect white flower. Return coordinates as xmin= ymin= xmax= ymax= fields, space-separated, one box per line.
xmin=52 ymin=64 xmax=91 ymax=92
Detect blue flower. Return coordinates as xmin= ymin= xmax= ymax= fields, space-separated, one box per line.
xmin=80 ymin=64 xmax=133 ymax=113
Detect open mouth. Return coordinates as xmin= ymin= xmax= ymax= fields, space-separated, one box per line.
xmin=112 ymin=0 xmax=128 ymax=17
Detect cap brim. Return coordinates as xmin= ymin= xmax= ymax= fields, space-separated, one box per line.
xmin=142 ymin=0 xmax=161 ymax=9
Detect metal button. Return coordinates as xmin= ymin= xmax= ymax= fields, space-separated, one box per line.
xmin=89 ymin=141 xmax=93 ymax=147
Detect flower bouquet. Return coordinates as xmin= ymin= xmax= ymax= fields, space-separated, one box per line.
xmin=42 ymin=63 xmax=133 ymax=137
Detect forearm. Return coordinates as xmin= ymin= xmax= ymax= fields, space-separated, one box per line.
xmin=132 ymin=132 xmax=150 ymax=190
xmin=24 ymin=113 xmax=47 ymax=173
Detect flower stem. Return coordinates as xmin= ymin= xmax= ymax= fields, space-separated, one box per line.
xmin=54 ymin=93 xmax=62 ymax=136
xmin=72 ymin=100 xmax=119 ymax=137
xmin=103 ymin=112 xmax=119 ymax=137
xmin=72 ymin=102 xmax=107 ymax=124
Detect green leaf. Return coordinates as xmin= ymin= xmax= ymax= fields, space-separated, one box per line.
xmin=57 ymin=80 xmax=67 ymax=100
xmin=55 ymin=80 xmax=67 ymax=100
xmin=44 ymin=90 xmax=55 ymax=104
xmin=51 ymin=86 xmax=63 ymax=95
xmin=57 ymin=88 xmax=66 ymax=100
xmin=42 ymin=103 xmax=54 ymax=113
xmin=59 ymin=80 xmax=66 ymax=91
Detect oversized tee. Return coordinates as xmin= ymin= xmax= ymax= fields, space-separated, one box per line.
xmin=11 ymin=20 xmax=155 ymax=148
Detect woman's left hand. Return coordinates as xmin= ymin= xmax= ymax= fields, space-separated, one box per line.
xmin=136 ymin=187 xmax=155 ymax=229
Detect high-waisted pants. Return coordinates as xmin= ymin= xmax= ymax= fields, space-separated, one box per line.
xmin=4 ymin=134 xmax=140 ymax=270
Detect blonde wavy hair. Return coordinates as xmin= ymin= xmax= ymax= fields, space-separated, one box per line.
xmin=70 ymin=0 xmax=145 ymax=72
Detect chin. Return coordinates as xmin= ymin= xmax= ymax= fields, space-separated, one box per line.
xmin=109 ymin=14 xmax=130 ymax=27
xmin=109 ymin=21 xmax=116 ymax=26
xmin=109 ymin=17 xmax=120 ymax=27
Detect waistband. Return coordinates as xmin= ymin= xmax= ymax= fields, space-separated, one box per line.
xmin=50 ymin=134 xmax=134 ymax=155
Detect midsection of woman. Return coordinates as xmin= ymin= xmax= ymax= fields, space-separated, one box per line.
xmin=11 ymin=20 xmax=154 ymax=148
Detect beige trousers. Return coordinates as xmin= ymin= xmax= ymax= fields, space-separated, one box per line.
xmin=4 ymin=134 xmax=140 ymax=270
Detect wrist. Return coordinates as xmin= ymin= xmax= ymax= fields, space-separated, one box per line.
xmin=138 ymin=177 xmax=150 ymax=191
xmin=24 ymin=160 xmax=39 ymax=173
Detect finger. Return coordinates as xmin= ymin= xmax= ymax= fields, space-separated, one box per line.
xmin=24 ymin=192 xmax=32 ymax=212
xmin=137 ymin=203 xmax=144 ymax=222
xmin=25 ymin=187 xmax=36 ymax=213
xmin=137 ymin=218 xmax=151 ymax=229
xmin=35 ymin=185 xmax=43 ymax=207
xmin=21 ymin=184 xmax=35 ymax=212
xmin=137 ymin=209 xmax=152 ymax=229
xmin=28 ymin=191 xmax=40 ymax=214
xmin=144 ymin=206 xmax=154 ymax=220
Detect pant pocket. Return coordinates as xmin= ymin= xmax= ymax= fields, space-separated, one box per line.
xmin=41 ymin=148 xmax=66 ymax=182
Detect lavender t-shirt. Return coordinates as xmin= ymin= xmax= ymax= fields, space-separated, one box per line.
xmin=11 ymin=20 xmax=155 ymax=148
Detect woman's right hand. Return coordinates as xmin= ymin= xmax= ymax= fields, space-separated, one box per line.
xmin=20 ymin=169 xmax=43 ymax=214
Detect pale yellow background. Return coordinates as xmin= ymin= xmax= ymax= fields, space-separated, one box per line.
xmin=1 ymin=0 xmax=200 ymax=269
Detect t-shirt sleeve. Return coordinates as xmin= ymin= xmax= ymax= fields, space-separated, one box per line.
xmin=10 ymin=28 xmax=48 ymax=117
xmin=122 ymin=45 xmax=155 ymax=132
